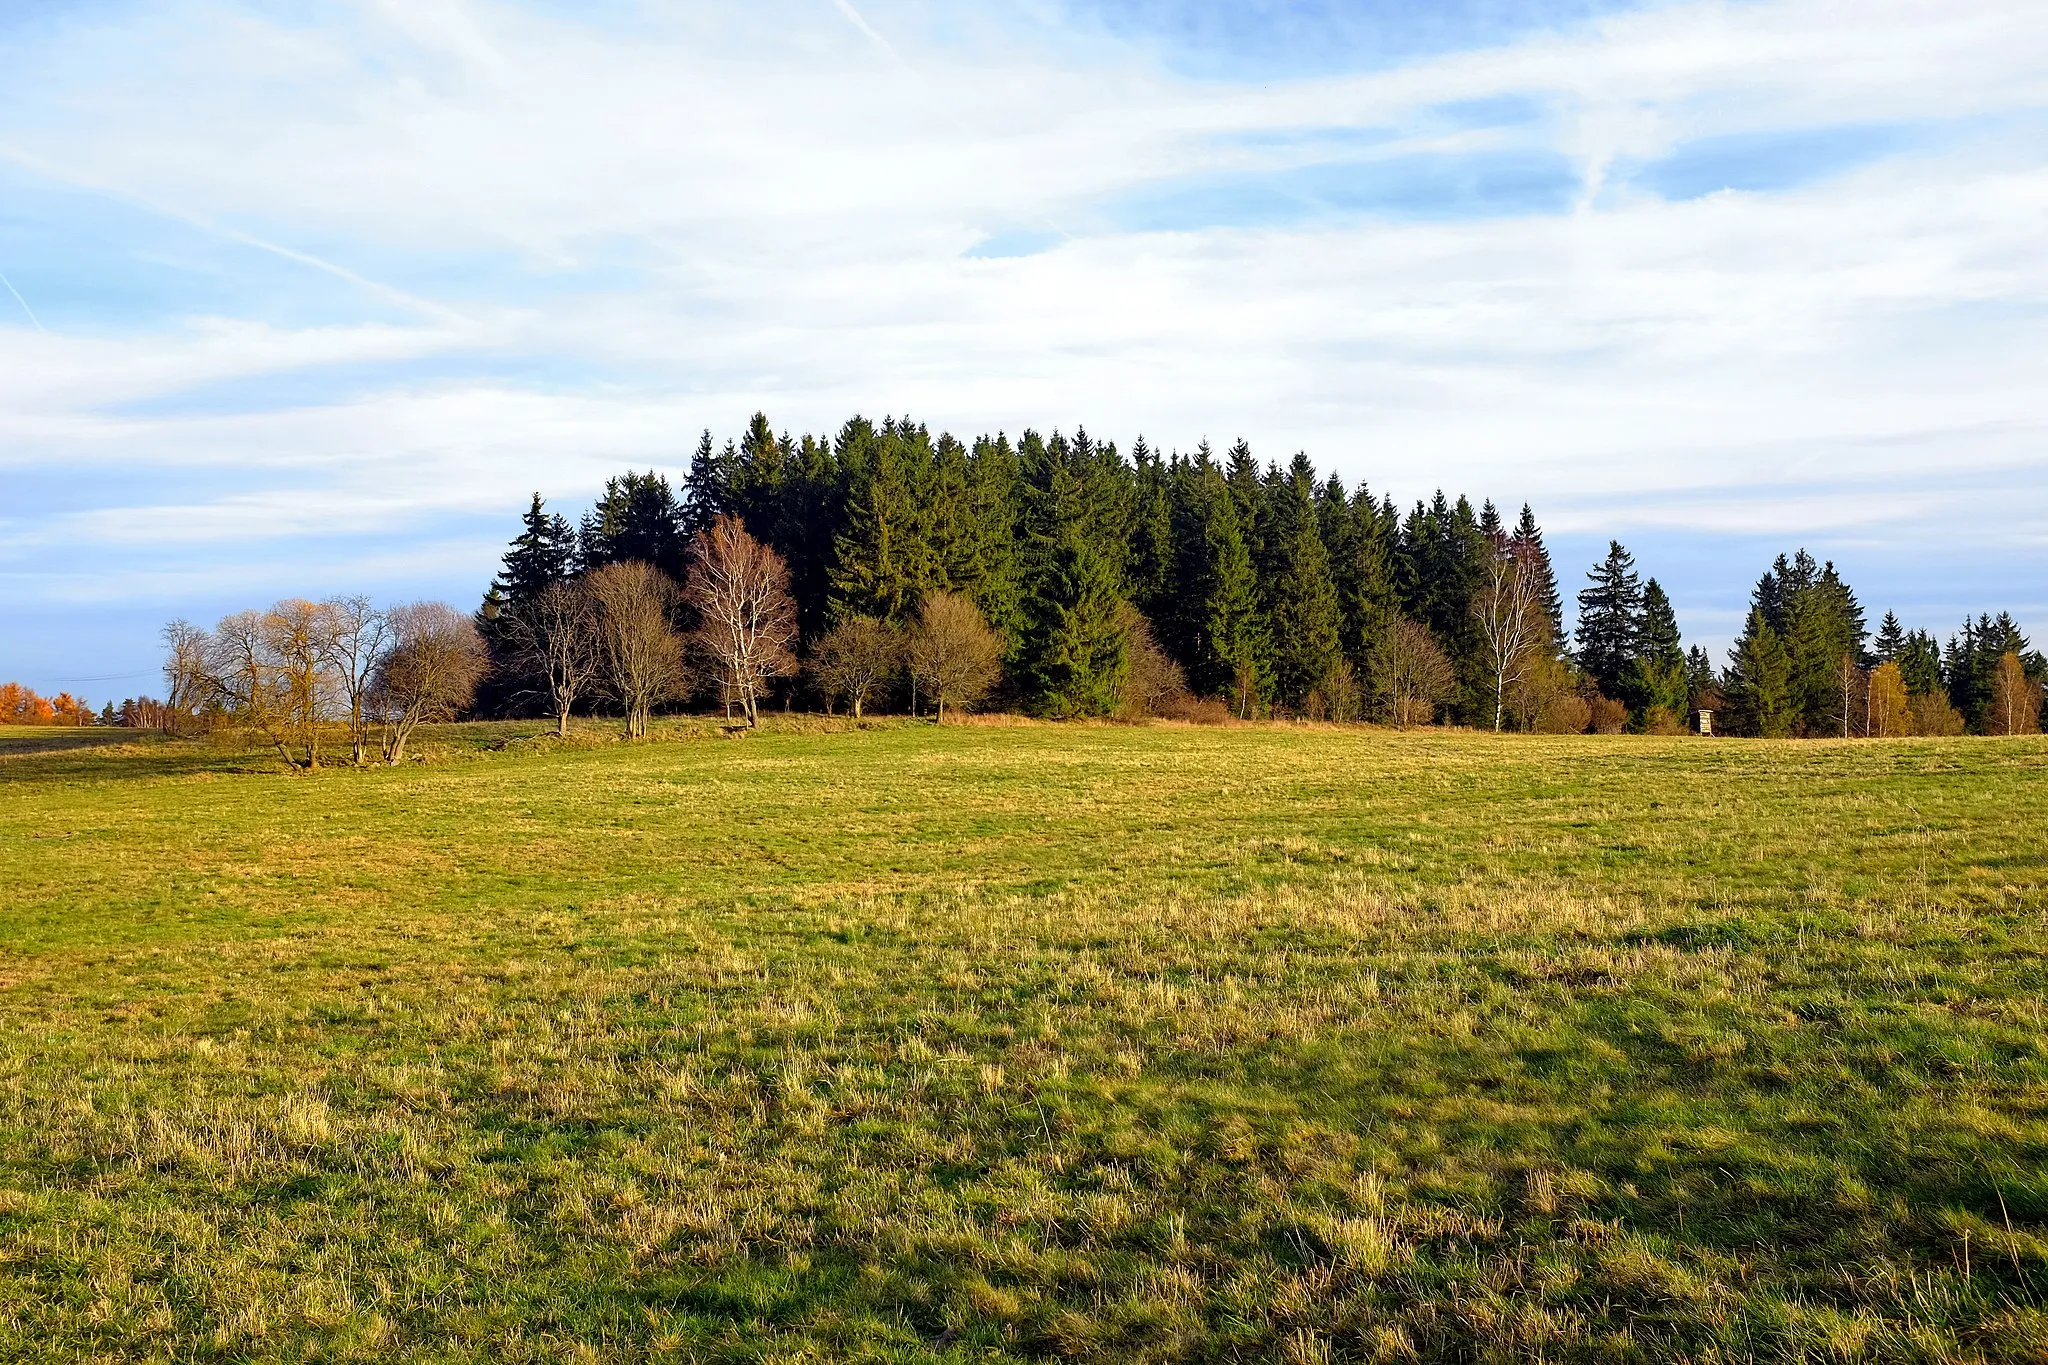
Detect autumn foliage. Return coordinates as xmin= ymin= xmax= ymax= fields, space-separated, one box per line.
xmin=0 ymin=683 xmax=94 ymax=726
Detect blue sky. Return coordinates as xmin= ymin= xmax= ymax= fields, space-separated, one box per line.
xmin=3 ymin=0 xmax=2046 ymax=697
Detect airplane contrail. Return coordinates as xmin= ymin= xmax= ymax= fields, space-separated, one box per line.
xmin=828 ymin=0 xmax=898 ymax=58
xmin=0 ymin=265 xmax=45 ymax=331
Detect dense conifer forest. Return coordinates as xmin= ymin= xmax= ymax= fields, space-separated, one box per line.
xmin=462 ymin=413 xmax=2046 ymax=738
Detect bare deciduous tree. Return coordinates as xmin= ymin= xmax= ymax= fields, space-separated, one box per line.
xmin=587 ymin=561 xmax=688 ymax=739
xmin=204 ymin=609 xmax=302 ymax=767
xmin=507 ymin=579 xmax=599 ymax=738
xmin=812 ymin=615 xmax=901 ymax=720
xmin=1368 ymin=617 xmax=1455 ymax=728
xmin=259 ymin=599 xmax=336 ymax=768
xmin=1114 ymin=604 xmax=1190 ymax=719
xmin=905 ymin=592 xmax=1003 ymax=724
xmin=1472 ymin=533 xmax=1548 ymax=733
xmin=318 ymin=595 xmax=391 ymax=765
xmin=161 ymin=619 xmax=213 ymax=733
xmin=370 ymin=603 xmax=488 ymax=764
xmin=684 ymin=515 xmax=798 ymax=728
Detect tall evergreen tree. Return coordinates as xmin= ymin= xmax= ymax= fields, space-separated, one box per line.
xmin=967 ymin=433 xmax=1026 ymax=650
xmin=475 ymin=493 xmax=578 ymax=717
xmin=681 ymin=430 xmax=725 ymax=539
xmin=1620 ymin=578 xmax=1687 ymax=722
xmin=1262 ymin=458 xmax=1342 ymax=708
xmin=1018 ymin=431 xmax=1129 ymax=716
xmin=1575 ymin=541 xmax=1643 ymax=698
xmin=493 ymin=494 xmax=576 ymax=608
xmin=1873 ymin=611 xmax=1907 ymax=663
xmin=1898 ymin=628 xmax=1943 ymax=697
xmin=830 ymin=418 xmax=932 ymax=623
xmin=1513 ymin=504 xmax=1566 ymax=655
xmin=1172 ymin=452 xmax=1268 ymax=709
xmin=1126 ymin=438 xmax=1175 ymax=621
xmin=1725 ymin=608 xmax=1795 ymax=737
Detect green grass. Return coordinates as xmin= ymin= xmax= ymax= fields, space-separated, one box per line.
xmin=2 ymin=720 xmax=2046 ymax=1362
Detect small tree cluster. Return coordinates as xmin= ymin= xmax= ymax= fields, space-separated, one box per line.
xmin=164 ymin=598 xmax=485 ymax=767
xmin=0 ymin=683 xmax=96 ymax=726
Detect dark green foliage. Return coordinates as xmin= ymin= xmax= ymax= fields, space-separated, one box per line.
xmin=579 ymin=470 xmax=686 ymax=578
xmin=1739 ymin=551 xmax=1866 ymax=735
xmin=1685 ymin=645 xmax=1717 ymax=702
xmin=1261 ymin=458 xmax=1343 ymax=708
xmin=1514 ymin=503 xmax=1566 ymax=655
xmin=1619 ymin=579 xmax=1689 ymax=723
xmin=1319 ymin=477 xmax=1399 ymax=682
xmin=1874 ymin=611 xmax=1906 ymax=663
xmin=475 ymin=494 xmax=578 ymax=717
xmin=1170 ymin=448 xmax=1269 ymax=708
xmin=1575 ymin=541 xmax=1643 ymax=699
xmin=1898 ymin=628 xmax=1944 ymax=697
xmin=829 ymin=418 xmax=934 ymax=624
xmin=1725 ymin=608 xmax=1795 ymax=737
xmin=492 ymin=494 xmax=577 ymax=609
xmin=1017 ymin=430 xmax=1132 ymax=717
xmin=1945 ymin=613 xmax=2043 ymax=732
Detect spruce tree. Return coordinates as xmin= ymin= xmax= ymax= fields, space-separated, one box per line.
xmin=579 ymin=471 xmax=685 ymax=578
xmin=1173 ymin=455 xmax=1268 ymax=709
xmin=1513 ymin=504 xmax=1566 ymax=654
xmin=1575 ymin=541 xmax=1643 ymax=698
xmin=1263 ymin=460 xmax=1342 ymax=708
xmin=1726 ymin=609 xmax=1795 ymax=737
xmin=1685 ymin=645 xmax=1716 ymax=702
xmin=1874 ymin=611 xmax=1907 ymax=663
xmin=681 ymin=430 xmax=724 ymax=539
xmin=829 ymin=418 xmax=932 ymax=623
xmin=493 ymin=493 xmax=576 ymax=608
xmin=1619 ymin=578 xmax=1688 ymax=722
xmin=1899 ymin=629 xmax=1943 ymax=696
xmin=1018 ymin=432 xmax=1129 ymax=716
xmin=1127 ymin=438 xmax=1175 ymax=621
xmin=967 ymin=433 xmax=1026 ymax=650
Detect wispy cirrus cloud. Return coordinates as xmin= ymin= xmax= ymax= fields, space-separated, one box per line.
xmin=0 ymin=0 xmax=2045 ymax=689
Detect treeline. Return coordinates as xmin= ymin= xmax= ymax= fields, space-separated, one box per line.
xmin=473 ymin=413 xmax=2044 ymax=736
xmin=135 ymin=412 xmax=2045 ymax=746
xmin=478 ymin=413 xmax=1599 ymax=729
xmin=1719 ymin=551 xmax=2045 ymax=737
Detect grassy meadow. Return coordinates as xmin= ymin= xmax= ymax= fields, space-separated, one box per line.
xmin=1 ymin=719 xmax=2045 ymax=1362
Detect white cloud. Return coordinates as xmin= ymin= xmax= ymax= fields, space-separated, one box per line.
xmin=0 ymin=0 xmax=2045 ymax=674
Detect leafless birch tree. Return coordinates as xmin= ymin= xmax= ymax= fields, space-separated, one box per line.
xmin=317 ymin=595 xmax=390 ymax=765
xmin=1472 ymin=533 xmax=1547 ymax=732
xmin=684 ymin=515 xmax=797 ymax=728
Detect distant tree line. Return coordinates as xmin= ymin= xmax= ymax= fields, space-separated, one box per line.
xmin=470 ymin=413 xmax=2043 ymax=737
xmin=474 ymin=414 xmax=1596 ymax=730
xmin=130 ymin=412 xmax=2043 ymax=747
xmin=1718 ymin=551 xmax=2045 ymax=738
